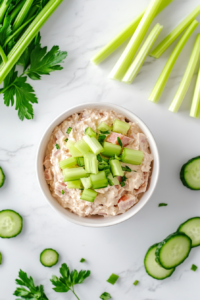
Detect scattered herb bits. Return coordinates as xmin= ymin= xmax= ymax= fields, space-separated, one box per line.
xmin=191 ymin=264 xmax=198 ymax=271
xmin=80 ymin=258 xmax=86 ymax=263
xmin=158 ymin=203 xmax=168 ymax=207
xmin=55 ymin=144 xmax=60 ymax=149
xmin=66 ymin=127 xmax=72 ymax=134
xmin=100 ymin=292 xmax=112 ymax=300
xmin=133 ymin=280 xmax=139 ymax=286
xmin=122 ymin=166 xmax=132 ymax=172
xmin=61 ymin=190 xmax=65 ymax=195
xmin=107 ymin=273 xmax=119 ymax=285
xmin=117 ymin=137 xmax=123 ymax=147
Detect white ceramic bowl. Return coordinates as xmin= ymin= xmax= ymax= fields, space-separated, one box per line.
xmin=37 ymin=103 xmax=160 ymax=227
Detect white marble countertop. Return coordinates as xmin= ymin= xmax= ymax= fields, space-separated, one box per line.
xmin=1 ymin=0 xmax=200 ymax=299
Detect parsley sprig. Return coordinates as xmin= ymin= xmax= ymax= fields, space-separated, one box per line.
xmin=51 ymin=263 xmax=90 ymax=300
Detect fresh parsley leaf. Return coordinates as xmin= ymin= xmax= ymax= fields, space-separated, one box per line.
xmin=100 ymin=130 xmax=110 ymax=134
xmin=51 ymin=263 xmax=90 ymax=299
xmin=26 ymin=44 xmax=67 ymax=80
xmin=61 ymin=190 xmax=65 ymax=195
xmin=121 ymin=181 xmax=125 ymax=187
xmin=191 ymin=264 xmax=198 ymax=271
xmin=133 ymin=280 xmax=139 ymax=286
xmin=13 ymin=269 xmax=49 ymax=299
xmin=66 ymin=127 xmax=72 ymax=134
xmin=65 ymin=138 xmax=68 ymax=142
xmin=100 ymin=292 xmax=112 ymax=300
xmin=117 ymin=137 xmax=123 ymax=147
xmin=98 ymin=134 xmax=106 ymax=144
xmin=105 ymin=169 xmax=111 ymax=176
xmin=97 ymin=154 xmax=102 ymax=162
xmin=158 ymin=203 xmax=168 ymax=207
xmin=80 ymin=258 xmax=86 ymax=263
xmin=122 ymin=166 xmax=132 ymax=172
xmin=55 ymin=144 xmax=60 ymax=149
xmin=120 ymin=175 xmax=127 ymax=187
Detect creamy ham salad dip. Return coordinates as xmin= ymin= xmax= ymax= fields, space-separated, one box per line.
xmin=44 ymin=109 xmax=153 ymax=217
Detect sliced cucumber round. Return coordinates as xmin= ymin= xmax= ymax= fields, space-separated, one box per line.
xmin=144 ymin=244 xmax=175 ymax=280
xmin=0 ymin=210 xmax=23 ymax=238
xmin=0 ymin=167 xmax=5 ymax=188
xmin=0 ymin=252 xmax=2 ymax=264
xmin=180 ymin=157 xmax=200 ymax=190
xmin=178 ymin=217 xmax=200 ymax=247
xmin=40 ymin=249 xmax=59 ymax=267
xmin=155 ymin=233 xmax=192 ymax=269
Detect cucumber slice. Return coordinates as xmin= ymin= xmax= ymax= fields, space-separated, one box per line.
xmin=180 ymin=156 xmax=200 ymax=190
xmin=144 ymin=244 xmax=175 ymax=280
xmin=155 ymin=232 xmax=192 ymax=269
xmin=0 ymin=167 xmax=5 ymax=188
xmin=0 ymin=210 xmax=23 ymax=238
xmin=178 ymin=217 xmax=200 ymax=247
xmin=40 ymin=248 xmax=59 ymax=267
xmin=0 ymin=252 xmax=2 ymax=264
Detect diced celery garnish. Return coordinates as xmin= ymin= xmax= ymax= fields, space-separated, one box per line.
xmin=85 ymin=127 xmax=97 ymax=138
xmin=66 ymin=140 xmax=83 ymax=157
xmin=80 ymin=189 xmax=98 ymax=202
xmin=81 ymin=177 xmax=92 ymax=189
xmin=66 ymin=180 xmax=83 ymax=189
xmin=97 ymin=122 xmax=112 ymax=132
xmin=121 ymin=148 xmax=144 ymax=165
xmin=74 ymin=139 xmax=91 ymax=155
xmin=84 ymin=153 xmax=98 ymax=174
xmin=83 ymin=136 xmax=103 ymax=155
xmin=107 ymin=173 xmax=120 ymax=186
xmin=63 ymin=167 xmax=88 ymax=182
xmin=102 ymin=142 xmax=121 ymax=157
xmin=90 ymin=171 xmax=108 ymax=189
xmin=59 ymin=157 xmax=77 ymax=169
xmin=77 ymin=157 xmax=85 ymax=167
xmin=113 ymin=119 xmax=130 ymax=135
xmin=109 ymin=160 xmax=124 ymax=177
xmin=169 ymin=34 xmax=200 ymax=113
xmin=190 ymin=67 xmax=200 ymax=118
xmin=149 ymin=20 xmax=199 ymax=103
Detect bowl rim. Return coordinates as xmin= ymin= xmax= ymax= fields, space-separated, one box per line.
xmin=36 ymin=102 xmax=160 ymax=227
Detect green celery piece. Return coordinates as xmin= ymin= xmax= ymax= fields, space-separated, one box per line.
xmin=85 ymin=127 xmax=96 ymax=138
xmin=66 ymin=140 xmax=83 ymax=157
xmin=10 ymin=0 xmax=26 ymax=23
xmin=97 ymin=122 xmax=112 ymax=132
xmin=149 ymin=20 xmax=199 ymax=103
xmin=169 ymin=34 xmax=200 ymax=113
xmin=107 ymin=173 xmax=120 ymax=186
xmin=59 ymin=157 xmax=77 ymax=169
xmin=83 ymin=135 xmax=103 ymax=155
xmin=102 ymin=142 xmax=121 ymax=157
xmin=66 ymin=180 xmax=83 ymax=189
xmin=190 ymin=67 xmax=200 ymax=118
xmin=0 ymin=0 xmax=64 ymax=84
xmin=0 ymin=0 xmax=10 ymax=24
xmin=0 ymin=46 xmax=8 ymax=64
xmin=63 ymin=167 xmax=88 ymax=182
xmin=121 ymin=148 xmax=144 ymax=165
xmin=113 ymin=119 xmax=130 ymax=135
xmin=13 ymin=0 xmax=34 ymax=31
xmin=150 ymin=5 xmax=200 ymax=59
xmin=90 ymin=171 xmax=108 ymax=189
xmin=91 ymin=0 xmax=174 ymax=65
xmin=74 ymin=139 xmax=91 ymax=155
xmin=81 ymin=177 xmax=92 ymax=189
xmin=77 ymin=157 xmax=85 ymax=167
xmin=109 ymin=159 xmax=124 ymax=176
xmin=109 ymin=0 xmax=164 ymax=80
xmin=84 ymin=153 xmax=98 ymax=174
xmin=80 ymin=189 xmax=98 ymax=202
xmin=123 ymin=23 xmax=163 ymax=84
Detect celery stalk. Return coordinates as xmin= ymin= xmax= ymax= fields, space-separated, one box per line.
xmin=149 ymin=20 xmax=198 ymax=103
xmin=0 ymin=0 xmax=10 ymax=24
xmin=109 ymin=160 xmax=124 ymax=177
xmin=81 ymin=189 xmax=98 ymax=202
xmin=13 ymin=0 xmax=34 ymax=31
xmin=66 ymin=180 xmax=83 ymax=189
xmin=150 ymin=5 xmax=200 ymax=59
xmin=113 ymin=119 xmax=130 ymax=134
xmin=109 ymin=0 xmax=163 ymax=81
xmin=123 ymin=23 xmax=163 ymax=84
xmin=81 ymin=177 xmax=92 ymax=189
xmin=10 ymin=0 xmax=26 ymax=23
xmin=59 ymin=157 xmax=77 ymax=169
xmin=190 ymin=67 xmax=200 ymax=118
xmin=63 ymin=167 xmax=88 ymax=182
xmin=91 ymin=0 xmax=173 ymax=65
xmin=0 ymin=46 xmax=8 ymax=64
xmin=0 ymin=0 xmax=63 ymax=84
xmin=169 ymin=34 xmax=200 ymax=113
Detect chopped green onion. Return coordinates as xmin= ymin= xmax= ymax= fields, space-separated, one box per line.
xmin=169 ymin=34 xmax=200 ymax=113
xmin=65 ymin=138 xmax=68 ymax=142
xmin=80 ymin=189 xmax=98 ymax=202
xmin=113 ymin=119 xmax=130 ymax=135
xmin=90 ymin=0 xmax=173 ymax=65
xmin=102 ymin=142 xmax=121 ymax=157
xmin=66 ymin=127 xmax=72 ymax=134
xmin=59 ymin=157 xmax=77 ymax=169
xmin=90 ymin=171 xmax=108 ymax=189
xmin=66 ymin=140 xmax=82 ymax=157
xmin=158 ymin=203 xmax=168 ymax=207
xmin=98 ymin=163 xmax=110 ymax=172
xmin=190 ymin=67 xmax=200 ymax=118
xmin=117 ymin=137 xmax=123 ymax=147
xmin=107 ymin=173 xmax=120 ymax=186
xmin=74 ymin=139 xmax=91 ymax=155
xmin=123 ymin=23 xmax=163 ymax=83
xmin=66 ymin=180 xmax=83 ymax=189
xmin=97 ymin=154 xmax=109 ymax=163
xmin=81 ymin=177 xmax=92 ymax=189
xmin=13 ymin=0 xmax=34 ymax=31
xmin=107 ymin=273 xmax=119 ymax=285
xmin=133 ymin=280 xmax=139 ymax=286
xmin=84 ymin=153 xmax=98 ymax=174
xmin=77 ymin=157 xmax=85 ymax=167
xmin=150 ymin=5 xmax=200 ymax=58
xmin=149 ymin=20 xmax=199 ymax=103
xmin=191 ymin=264 xmax=198 ymax=271
xmin=122 ymin=166 xmax=132 ymax=172
xmin=109 ymin=160 xmax=124 ymax=177
xmin=98 ymin=134 xmax=107 ymax=144
xmin=83 ymin=136 xmax=104 ymax=155
xmin=61 ymin=190 xmax=65 ymax=195
xmin=80 ymin=258 xmax=86 ymax=263
xmin=55 ymin=144 xmax=60 ymax=149
xmin=100 ymin=292 xmax=112 ymax=300
xmin=109 ymin=0 xmax=164 ymax=80
xmin=121 ymin=175 xmax=127 ymax=187
xmin=63 ymin=167 xmax=88 ymax=182
xmin=100 ymin=130 xmax=110 ymax=134
xmin=97 ymin=122 xmax=112 ymax=132
xmin=85 ymin=127 xmax=97 ymax=138
xmin=121 ymin=148 xmax=144 ymax=165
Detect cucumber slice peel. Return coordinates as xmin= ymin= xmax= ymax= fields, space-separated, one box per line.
xmin=0 ymin=167 xmax=5 ymax=188
xmin=40 ymin=248 xmax=59 ymax=267
xmin=180 ymin=156 xmax=200 ymax=190
xmin=178 ymin=217 xmax=200 ymax=247
xmin=0 ymin=210 xmax=23 ymax=238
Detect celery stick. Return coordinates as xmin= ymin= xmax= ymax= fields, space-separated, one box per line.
xmin=97 ymin=122 xmax=112 ymax=132
xmin=109 ymin=160 xmax=124 ymax=177
xmin=81 ymin=189 xmax=98 ymax=202
xmin=85 ymin=127 xmax=97 ymax=138
xmin=10 ymin=0 xmax=26 ymax=23
xmin=59 ymin=157 xmax=77 ymax=169
xmin=102 ymin=142 xmax=121 ymax=157
xmin=66 ymin=140 xmax=83 ymax=157
xmin=123 ymin=24 xmax=163 ymax=84
xmin=149 ymin=20 xmax=198 ymax=103
xmin=90 ymin=171 xmax=108 ymax=189
xmin=107 ymin=173 xmax=120 ymax=186
xmin=169 ymin=34 xmax=200 ymax=113
xmin=109 ymin=0 xmax=163 ymax=81
xmin=190 ymin=67 xmax=200 ymax=118
xmin=77 ymin=157 xmax=85 ymax=167
xmin=91 ymin=0 xmax=174 ymax=65
xmin=63 ymin=167 xmax=88 ymax=182
xmin=74 ymin=139 xmax=91 ymax=155
xmin=113 ymin=119 xmax=130 ymax=134
xmin=66 ymin=180 xmax=83 ymax=189
xmin=121 ymin=148 xmax=144 ymax=165
xmin=84 ymin=153 xmax=98 ymax=174
xmin=83 ymin=136 xmax=103 ymax=155
xmin=151 ymin=5 xmax=200 ymax=59
xmin=0 ymin=0 xmax=10 ymax=24
xmin=13 ymin=0 xmax=34 ymax=31
xmin=81 ymin=177 xmax=92 ymax=189
xmin=0 ymin=46 xmax=8 ymax=64
xmin=0 ymin=0 xmax=63 ymax=84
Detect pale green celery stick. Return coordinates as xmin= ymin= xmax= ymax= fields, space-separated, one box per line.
xmin=0 ymin=0 xmax=10 ymax=23
xmin=0 ymin=0 xmax=63 ymax=84
xmin=149 ymin=20 xmax=198 ymax=103
xmin=10 ymin=0 xmax=26 ymax=23
xmin=13 ymin=0 xmax=34 ymax=31
xmin=190 ymin=67 xmax=200 ymax=118
xmin=91 ymin=0 xmax=174 ymax=65
xmin=109 ymin=0 xmax=163 ymax=81
xmin=150 ymin=5 xmax=200 ymax=58
xmin=169 ymin=34 xmax=200 ymax=113
xmin=0 ymin=46 xmax=8 ymax=63
xmin=122 ymin=23 xmax=163 ymax=84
